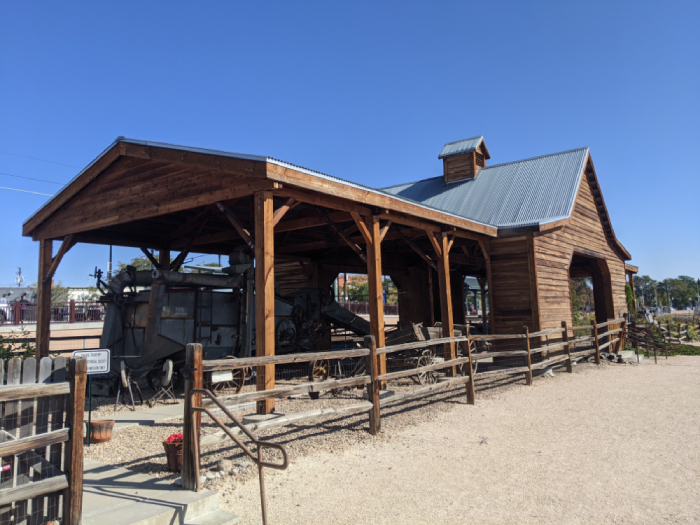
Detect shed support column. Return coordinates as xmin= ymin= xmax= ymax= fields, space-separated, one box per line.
xmin=365 ymin=216 xmax=386 ymax=385
xmin=435 ymin=233 xmax=456 ymax=375
xmin=254 ymin=190 xmax=275 ymax=414
xmin=479 ymin=240 xmax=495 ymax=334
xmin=477 ymin=277 xmax=487 ymax=334
xmin=36 ymin=239 xmax=53 ymax=362
xmin=160 ymin=247 xmax=171 ymax=272
xmin=627 ymin=272 xmax=636 ymax=310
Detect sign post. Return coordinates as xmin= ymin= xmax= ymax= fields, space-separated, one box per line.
xmin=72 ymin=349 xmax=110 ymax=446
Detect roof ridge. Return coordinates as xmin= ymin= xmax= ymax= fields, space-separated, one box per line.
xmin=481 ymin=146 xmax=589 ymax=170
xmin=442 ymin=135 xmax=483 ymax=147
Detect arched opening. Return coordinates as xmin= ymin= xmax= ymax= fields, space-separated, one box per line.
xmin=569 ymin=253 xmax=615 ymax=323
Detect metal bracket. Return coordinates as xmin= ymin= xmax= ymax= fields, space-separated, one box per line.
xmin=181 ymin=364 xmax=198 ymax=381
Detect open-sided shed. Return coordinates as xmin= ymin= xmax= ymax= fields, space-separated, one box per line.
xmin=23 ymin=135 xmax=632 ymax=412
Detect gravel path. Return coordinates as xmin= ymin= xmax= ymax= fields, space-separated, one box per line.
xmin=225 ymin=357 xmax=700 ymax=524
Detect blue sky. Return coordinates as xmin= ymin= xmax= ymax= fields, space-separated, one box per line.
xmin=1 ymin=1 xmax=698 ymax=288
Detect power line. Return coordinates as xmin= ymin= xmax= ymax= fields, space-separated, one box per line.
xmin=0 ymin=186 xmax=54 ymax=197
xmin=0 ymin=149 xmax=80 ymax=168
xmin=0 ymin=171 xmax=65 ymax=185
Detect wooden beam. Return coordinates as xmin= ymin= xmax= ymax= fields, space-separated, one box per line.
xmin=437 ymin=233 xmax=456 ymax=374
xmin=316 ymin=207 xmax=366 ymax=262
xmin=216 ymin=201 xmax=254 ymax=251
xmin=140 ymin=247 xmax=162 ymax=269
xmin=526 ymin=233 xmax=541 ymax=332
xmin=394 ymin=225 xmax=436 ymax=270
xmin=365 ymin=215 xmax=386 ymax=385
xmin=168 ymin=210 xmax=212 ymax=241
xmin=379 ymin=220 xmax=392 ymax=242
xmin=426 ymin=230 xmax=442 ymax=258
xmin=36 ymin=239 xmax=52 ymax=363
xmin=272 ymin=197 xmax=297 ymax=227
xmin=159 ymin=247 xmax=171 ymax=272
xmin=254 ymin=190 xmax=275 ymax=414
xmin=351 ymin=212 xmax=372 ymax=245
xmin=478 ymin=240 xmax=495 ymax=334
xmin=171 ymin=220 xmax=208 ymax=272
xmin=477 ymin=277 xmax=488 ymax=333
xmin=276 ymin=187 xmax=373 ymax=217
xmin=274 ymin=210 xmax=351 ymax=233
xmin=43 ymin=234 xmax=75 ymax=284
xmin=268 ymin=162 xmax=497 ymax=236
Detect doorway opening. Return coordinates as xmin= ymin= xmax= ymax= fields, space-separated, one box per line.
xmin=569 ymin=253 xmax=615 ymax=324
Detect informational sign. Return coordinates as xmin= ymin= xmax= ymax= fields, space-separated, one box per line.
xmin=72 ymin=349 xmax=111 ymax=375
xmin=211 ymin=370 xmax=233 ymax=383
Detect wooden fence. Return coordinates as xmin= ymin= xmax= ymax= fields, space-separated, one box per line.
xmin=628 ymin=319 xmax=697 ymax=364
xmin=0 ymin=357 xmax=86 ymax=525
xmin=182 ymin=315 xmax=627 ymax=489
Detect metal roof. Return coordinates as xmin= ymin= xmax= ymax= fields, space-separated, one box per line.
xmin=438 ymin=136 xmax=484 ymax=159
xmin=384 ymin=147 xmax=589 ymax=229
xmin=24 ymin=137 xmax=494 ymax=232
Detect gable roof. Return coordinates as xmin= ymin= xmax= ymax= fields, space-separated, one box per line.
xmin=384 ymin=146 xmax=631 ymax=260
xmin=438 ymin=136 xmax=490 ymax=159
xmin=385 ymin=147 xmax=589 ymax=230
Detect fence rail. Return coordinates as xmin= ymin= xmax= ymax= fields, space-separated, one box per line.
xmin=184 ymin=313 xmax=629 ymax=491
xmin=337 ymin=301 xmax=399 ymax=316
xmin=0 ymin=301 xmax=105 ymax=326
xmin=0 ymin=356 xmax=85 ymax=525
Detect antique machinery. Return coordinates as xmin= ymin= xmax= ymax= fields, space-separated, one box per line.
xmin=96 ymin=249 xmax=370 ymax=392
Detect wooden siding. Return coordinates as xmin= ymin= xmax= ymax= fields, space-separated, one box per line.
xmin=489 ymin=236 xmax=536 ymax=334
xmin=443 ymin=152 xmax=475 ymax=183
xmin=533 ymin=173 xmax=628 ymax=331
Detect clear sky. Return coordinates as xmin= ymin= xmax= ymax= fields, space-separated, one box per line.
xmin=1 ymin=1 xmax=698 ymax=288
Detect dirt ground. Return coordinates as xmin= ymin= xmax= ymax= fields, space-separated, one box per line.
xmin=227 ymin=356 xmax=700 ymax=525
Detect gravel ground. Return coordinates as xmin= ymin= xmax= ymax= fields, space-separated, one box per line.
xmin=226 ymin=357 xmax=700 ymax=525
xmin=83 ymin=357 xmax=700 ymax=524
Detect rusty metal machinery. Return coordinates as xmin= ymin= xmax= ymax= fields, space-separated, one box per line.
xmin=95 ymin=249 xmax=371 ymax=392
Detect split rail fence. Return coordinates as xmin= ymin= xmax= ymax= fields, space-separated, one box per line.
xmin=0 ymin=357 xmax=86 ymax=525
xmin=628 ymin=319 xmax=696 ymax=364
xmin=182 ymin=315 xmax=627 ymax=491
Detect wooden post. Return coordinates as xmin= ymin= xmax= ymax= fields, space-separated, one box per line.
xmin=255 ymin=190 xmax=276 ymax=414
xmin=64 ymin=357 xmax=86 ymax=525
xmin=182 ymin=343 xmax=203 ymax=491
xmin=478 ymin=241 xmax=495 ymax=334
xmin=562 ymin=320 xmax=572 ymax=373
xmin=620 ymin=313 xmax=628 ymax=353
xmin=159 ymin=247 xmax=171 ymax=272
xmin=364 ymin=335 xmax=380 ymax=435
xmin=434 ymin=233 xmax=456 ymax=375
xmin=592 ymin=319 xmax=601 ymax=365
xmin=477 ymin=277 xmax=488 ymax=334
xmin=36 ymin=239 xmax=53 ymax=363
xmin=13 ymin=300 xmax=20 ymax=326
xmin=69 ymin=300 xmax=76 ymax=323
xmin=523 ymin=326 xmax=533 ymax=385
xmin=365 ymin=216 xmax=386 ymax=386
xmin=464 ymin=336 xmax=476 ymax=405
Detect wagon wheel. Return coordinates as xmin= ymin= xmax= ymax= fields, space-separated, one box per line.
xmin=416 ymin=350 xmax=438 ymax=385
xmin=203 ymin=357 xmax=245 ymax=396
xmin=455 ymin=343 xmax=478 ymax=377
xmin=308 ymin=359 xmax=330 ymax=400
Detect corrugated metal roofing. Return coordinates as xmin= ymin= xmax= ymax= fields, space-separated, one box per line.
xmin=438 ymin=136 xmax=484 ymax=159
xmin=384 ymin=147 xmax=589 ymax=229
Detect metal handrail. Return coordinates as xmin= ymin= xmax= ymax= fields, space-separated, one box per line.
xmin=190 ymin=388 xmax=288 ymax=525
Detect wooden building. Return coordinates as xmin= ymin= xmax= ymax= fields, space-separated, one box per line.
xmin=23 ymin=136 xmax=632 ymax=411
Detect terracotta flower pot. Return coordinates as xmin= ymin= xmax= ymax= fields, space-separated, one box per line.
xmin=89 ymin=420 xmax=115 ymax=444
xmin=163 ymin=442 xmax=183 ymax=473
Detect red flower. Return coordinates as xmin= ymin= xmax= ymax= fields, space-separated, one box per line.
xmin=164 ymin=433 xmax=183 ymax=444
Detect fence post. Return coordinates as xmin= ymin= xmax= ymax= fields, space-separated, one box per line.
xmin=464 ymin=332 xmax=476 ymax=405
xmin=13 ymin=301 xmax=20 ymax=326
xmin=182 ymin=343 xmax=203 ymax=491
xmin=64 ymin=357 xmax=86 ymax=525
xmin=561 ymin=321 xmax=572 ymax=373
xmin=591 ymin=319 xmax=601 ymax=365
xmin=69 ymin=300 xmax=76 ymax=323
xmin=620 ymin=313 xmax=628 ymax=353
xmin=364 ymin=335 xmax=380 ymax=435
xmin=522 ymin=327 xmax=532 ymax=385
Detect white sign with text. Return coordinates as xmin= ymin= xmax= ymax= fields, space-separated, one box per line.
xmin=72 ymin=349 xmax=111 ymax=375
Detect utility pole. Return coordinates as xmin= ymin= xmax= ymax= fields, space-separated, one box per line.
xmin=15 ymin=267 xmax=25 ymax=287
xmin=665 ymin=281 xmax=671 ymax=311
xmin=696 ymin=278 xmax=699 ymax=310
xmin=107 ymin=245 xmax=113 ymax=280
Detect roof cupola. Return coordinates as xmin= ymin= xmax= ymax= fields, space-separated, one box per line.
xmin=438 ymin=136 xmax=490 ymax=183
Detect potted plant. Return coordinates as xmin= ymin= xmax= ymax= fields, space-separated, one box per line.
xmin=89 ymin=420 xmax=115 ymax=444
xmin=163 ymin=432 xmax=184 ymax=473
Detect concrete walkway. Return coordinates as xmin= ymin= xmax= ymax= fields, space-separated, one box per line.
xmin=83 ymin=459 xmax=239 ymax=525
xmin=112 ymin=403 xmax=185 ymax=430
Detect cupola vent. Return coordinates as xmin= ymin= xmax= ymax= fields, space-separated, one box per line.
xmin=438 ymin=136 xmax=491 ymax=183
